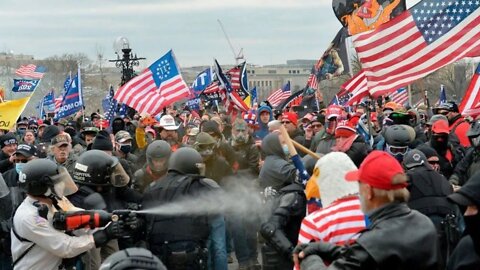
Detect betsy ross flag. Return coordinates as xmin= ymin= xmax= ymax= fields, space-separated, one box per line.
xmin=459 ymin=63 xmax=480 ymax=116
xmin=388 ymin=88 xmax=408 ymax=105
xmin=114 ymin=50 xmax=190 ymax=115
xmin=267 ymin=81 xmax=291 ymax=106
xmin=353 ymin=0 xmax=480 ymax=97
xmin=15 ymin=64 xmax=46 ymax=79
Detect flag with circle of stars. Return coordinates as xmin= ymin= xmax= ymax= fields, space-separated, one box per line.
xmin=412 ymin=0 xmax=480 ymax=44
xmin=149 ymin=50 xmax=182 ymax=88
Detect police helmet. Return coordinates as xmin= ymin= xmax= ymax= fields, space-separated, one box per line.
xmin=99 ymin=248 xmax=166 ymax=270
xmin=146 ymin=140 xmax=171 ymax=173
xmin=73 ymin=150 xmax=129 ymax=187
xmin=19 ymin=159 xmax=78 ymax=197
xmin=168 ymin=147 xmax=205 ymax=175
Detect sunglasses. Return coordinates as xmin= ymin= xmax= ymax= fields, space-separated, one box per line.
xmin=311 ymin=124 xmax=323 ymax=128
xmin=282 ymin=121 xmax=292 ymax=124
xmin=438 ymin=111 xmax=449 ymax=116
xmin=428 ymin=160 xmax=440 ymax=165
xmin=14 ymin=159 xmax=28 ymax=163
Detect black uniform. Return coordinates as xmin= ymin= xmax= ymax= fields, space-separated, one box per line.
xmin=142 ymin=172 xmax=220 ymax=270
xmin=260 ymin=182 xmax=306 ymax=270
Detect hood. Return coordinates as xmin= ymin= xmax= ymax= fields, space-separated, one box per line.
xmin=111 ymin=117 xmax=126 ymax=135
xmin=261 ymin=133 xmax=285 ymax=158
xmin=314 ymin=152 xmax=359 ymax=207
xmin=257 ymin=106 xmax=273 ymax=123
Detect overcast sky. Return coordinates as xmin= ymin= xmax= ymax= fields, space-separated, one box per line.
xmin=0 ymin=0 xmax=421 ymax=67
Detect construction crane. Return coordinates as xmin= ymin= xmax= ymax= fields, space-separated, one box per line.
xmin=217 ymin=19 xmax=244 ymax=65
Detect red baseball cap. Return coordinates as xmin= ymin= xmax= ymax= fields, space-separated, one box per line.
xmin=282 ymin=112 xmax=298 ymax=126
xmin=345 ymin=150 xmax=408 ymax=190
xmin=432 ymin=120 xmax=449 ymax=134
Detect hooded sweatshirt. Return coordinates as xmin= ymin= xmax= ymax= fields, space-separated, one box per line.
xmin=259 ymin=133 xmax=296 ymax=191
xmin=254 ymin=105 xmax=273 ymax=140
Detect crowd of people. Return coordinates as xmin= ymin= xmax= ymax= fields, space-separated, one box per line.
xmin=0 ymin=99 xmax=479 ymax=270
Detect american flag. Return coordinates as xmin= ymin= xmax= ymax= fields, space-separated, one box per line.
xmin=353 ymin=0 xmax=480 ymax=97
xmin=103 ymin=86 xmax=117 ymax=121
xmin=343 ymin=70 xmax=369 ymax=106
xmin=306 ymin=67 xmax=318 ymax=90
xmin=388 ymin=88 xmax=409 ymax=105
xmin=214 ymin=59 xmax=249 ymax=112
xmin=54 ymin=96 xmax=63 ymax=113
xmin=459 ymin=63 xmax=480 ymax=116
xmin=114 ymin=50 xmax=190 ymax=115
xmin=15 ymin=64 xmax=46 ymax=79
xmin=267 ymin=81 xmax=291 ymax=106
xmin=203 ymin=81 xmax=220 ymax=94
xmin=226 ymin=62 xmax=249 ymax=99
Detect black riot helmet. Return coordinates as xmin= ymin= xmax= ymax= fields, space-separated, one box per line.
xmin=99 ymin=248 xmax=166 ymax=270
xmin=146 ymin=140 xmax=171 ymax=174
xmin=467 ymin=120 xmax=480 ymax=148
xmin=19 ymin=159 xmax=78 ymax=198
xmin=168 ymin=147 xmax=206 ymax=176
xmin=73 ymin=150 xmax=130 ymax=187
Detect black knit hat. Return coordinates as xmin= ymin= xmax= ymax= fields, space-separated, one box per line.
xmin=201 ymin=120 xmax=220 ymax=137
xmin=41 ymin=125 xmax=60 ymax=143
xmin=91 ymin=130 xmax=113 ymax=151
xmin=0 ymin=133 xmax=18 ymax=148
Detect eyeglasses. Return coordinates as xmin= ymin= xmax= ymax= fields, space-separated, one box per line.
xmin=311 ymin=124 xmax=323 ymax=128
xmin=282 ymin=121 xmax=291 ymax=125
xmin=13 ymin=159 xmax=28 ymax=163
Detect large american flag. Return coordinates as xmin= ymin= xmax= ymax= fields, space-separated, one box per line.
xmin=15 ymin=64 xmax=46 ymax=79
xmin=267 ymin=81 xmax=291 ymax=106
xmin=353 ymin=0 xmax=480 ymax=97
xmin=114 ymin=50 xmax=190 ymax=115
xmin=388 ymin=87 xmax=409 ymax=105
xmin=459 ymin=63 xmax=480 ymax=116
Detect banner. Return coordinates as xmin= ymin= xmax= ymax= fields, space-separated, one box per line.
xmin=192 ymin=68 xmax=213 ymax=95
xmin=12 ymin=79 xmax=40 ymax=92
xmin=0 ymin=96 xmax=31 ymax=130
xmin=55 ymin=69 xmax=83 ymax=120
xmin=186 ymin=97 xmax=201 ymax=111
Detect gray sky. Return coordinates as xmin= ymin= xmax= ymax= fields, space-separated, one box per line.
xmin=0 ymin=0 xmax=421 ymax=67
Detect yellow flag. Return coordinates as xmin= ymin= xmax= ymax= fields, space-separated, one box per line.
xmin=0 ymin=96 xmax=31 ymax=130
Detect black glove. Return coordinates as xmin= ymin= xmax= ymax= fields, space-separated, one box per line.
xmin=124 ymin=212 xmax=139 ymax=230
xmin=93 ymin=221 xmax=125 ymax=247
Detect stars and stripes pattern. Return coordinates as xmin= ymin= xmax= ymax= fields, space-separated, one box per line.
xmin=54 ymin=97 xmax=63 ymax=113
xmin=459 ymin=63 xmax=480 ymax=116
xmin=388 ymin=87 xmax=409 ymax=105
xmin=353 ymin=0 xmax=480 ymax=97
xmin=307 ymin=72 xmax=318 ymax=90
xmin=267 ymin=81 xmax=291 ymax=106
xmin=104 ymin=86 xmax=117 ymax=121
xmin=15 ymin=64 xmax=46 ymax=79
xmin=342 ymin=70 xmax=369 ymax=106
xmin=114 ymin=50 xmax=190 ymax=115
xmin=214 ymin=59 xmax=250 ymax=112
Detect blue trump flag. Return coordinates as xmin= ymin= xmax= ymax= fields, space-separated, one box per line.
xmin=12 ymin=79 xmax=40 ymax=92
xmin=43 ymin=90 xmax=55 ymax=113
xmin=192 ymin=68 xmax=212 ymax=95
xmin=439 ymin=85 xmax=447 ymax=105
xmin=55 ymin=69 xmax=83 ymax=120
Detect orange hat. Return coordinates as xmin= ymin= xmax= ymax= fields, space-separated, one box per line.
xmin=383 ymin=101 xmax=399 ymax=111
xmin=345 ymin=151 xmax=408 ymax=190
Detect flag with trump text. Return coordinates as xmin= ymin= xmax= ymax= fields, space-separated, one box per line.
xmin=55 ymin=69 xmax=83 ymax=120
xmin=114 ymin=50 xmax=190 ymax=115
xmin=353 ymin=0 xmax=480 ymax=98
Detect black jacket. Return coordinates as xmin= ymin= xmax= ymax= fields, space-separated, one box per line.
xmin=450 ymin=148 xmax=480 ymax=186
xmin=231 ymin=136 xmax=260 ymax=176
xmin=447 ymin=236 xmax=480 ymax=270
xmin=0 ymin=151 xmax=13 ymax=174
xmin=301 ymin=203 xmax=440 ymax=270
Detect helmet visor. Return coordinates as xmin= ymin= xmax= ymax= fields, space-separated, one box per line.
xmin=387 ymin=145 xmax=409 ymax=155
xmin=110 ymin=162 xmax=130 ymax=187
xmin=50 ymin=167 xmax=78 ymax=196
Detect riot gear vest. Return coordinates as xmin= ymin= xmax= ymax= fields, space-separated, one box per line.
xmin=144 ymin=174 xmax=211 ymax=255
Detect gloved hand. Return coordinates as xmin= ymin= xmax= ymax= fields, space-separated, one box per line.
xmin=93 ymin=221 xmax=126 ymax=247
xmin=124 ymin=212 xmax=139 ymax=230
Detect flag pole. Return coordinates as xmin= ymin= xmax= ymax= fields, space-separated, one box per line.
xmin=407 ymin=84 xmax=412 ymax=107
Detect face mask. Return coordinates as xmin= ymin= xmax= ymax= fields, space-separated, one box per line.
xmin=17 ymin=128 xmax=26 ymax=136
xmin=282 ymin=144 xmax=290 ymax=156
xmin=15 ymin=163 xmax=24 ymax=174
xmin=119 ymin=144 xmax=132 ymax=154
